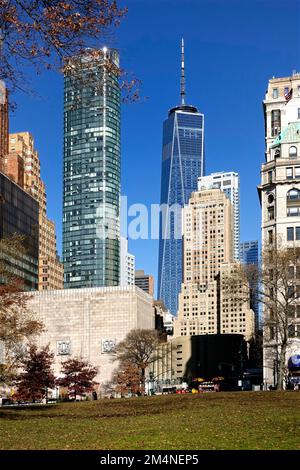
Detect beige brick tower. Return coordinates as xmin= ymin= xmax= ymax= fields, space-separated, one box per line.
xmin=174 ymin=188 xmax=254 ymax=341
xmin=7 ymin=132 xmax=63 ymax=290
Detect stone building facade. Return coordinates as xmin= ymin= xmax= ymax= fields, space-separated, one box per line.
xmin=174 ymin=188 xmax=232 ymax=336
xmin=29 ymin=286 xmax=155 ymax=392
xmin=174 ymin=189 xmax=254 ymax=341
xmin=259 ymin=73 xmax=300 ymax=388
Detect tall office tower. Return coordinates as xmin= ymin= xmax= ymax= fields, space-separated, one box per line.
xmin=198 ymin=172 xmax=240 ymax=260
xmin=0 ymin=172 xmax=39 ymax=290
xmin=63 ymin=48 xmax=120 ymax=288
xmin=158 ymin=40 xmax=204 ymax=315
xmin=240 ymin=240 xmax=259 ymax=330
xmin=135 ymin=270 xmax=154 ymax=296
xmin=120 ymin=237 xmax=135 ymax=286
xmin=173 ymin=189 xmax=254 ymax=341
xmin=258 ymin=73 xmax=300 ymax=388
xmin=8 ymin=132 xmax=63 ymax=290
xmin=174 ymin=189 xmax=232 ymax=337
xmin=0 ymin=81 xmax=9 ymax=173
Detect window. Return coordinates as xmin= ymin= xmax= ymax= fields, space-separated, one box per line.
xmin=284 ymin=86 xmax=290 ymax=96
xmin=298 ymin=85 xmax=300 ymax=96
xmin=268 ymin=171 xmax=273 ymax=183
xmin=288 ymin=286 xmax=295 ymax=299
xmin=288 ymin=324 xmax=296 ymax=338
xmin=288 ymin=305 xmax=295 ymax=316
xmin=289 ymin=146 xmax=297 ymax=158
xmin=287 ymin=207 xmax=300 ymax=217
xmin=287 ymin=188 xmax=300 ymax=200
xmin=287 ymin=227 xmax=294 ymax=241
xmin=271 ymin=109 xmax=281 ymax=136
xmin=298 ymin=108 xmax=300 ymax=120
xmin=289 ymin=267 xmax=295 ymax=280
xmin=273 ymin=88 xmax=279 ymax=99
xmin=296 ymin=227 xmax=300 ymax=240
xmin=268 ymin=230 xmax=273 ymax=244
xmin=268 ymin=206 xmax=274 ymax=220
xmin=286 ymin=167 xmax=293 ymax=179
xmin=296 ymin=167 xmax=300 ymax=178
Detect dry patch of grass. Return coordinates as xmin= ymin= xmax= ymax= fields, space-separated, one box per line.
xmin=0 ymin=392 xmax=299 ymax=450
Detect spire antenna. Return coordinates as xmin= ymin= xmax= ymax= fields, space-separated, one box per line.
xmin=180 ymin=38 xmax=186 ymax=106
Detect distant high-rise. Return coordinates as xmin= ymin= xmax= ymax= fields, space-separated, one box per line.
xmin=0 ymin=81 xmax=9 ymax=173
xmin=120 ymin=237 xmax=135 ymax=287
xmin=158 ymin=39 xmax=204 ymax=315
xmin=198 ymin=172 xmax=240 ymax=260
xmin=240 ymin=240 xmax=258 ymax=265
xmin=240 ymin=240 xmax=259 ymax=330
xmin=8 ymin=133 xmax=46 ymax=214
xmin=135 ymin=270 xmax=154 ymax=296
xmin=63 ymin=48 xmax=121 ymax=288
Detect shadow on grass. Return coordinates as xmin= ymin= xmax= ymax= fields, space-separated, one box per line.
xmin=0 ymin=392 xmax=298 ymax=421
xmin=0 ymin=397 xmax=189 ymax=421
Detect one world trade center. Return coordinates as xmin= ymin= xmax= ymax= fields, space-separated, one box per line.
xmin=158 ymin=39 xmax=205 ymax=315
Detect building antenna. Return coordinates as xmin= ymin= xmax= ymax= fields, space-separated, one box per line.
xmin=180 ymin=38 xmax=186 ymax=106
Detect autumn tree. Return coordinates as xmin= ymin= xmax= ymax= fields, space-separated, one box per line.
xmin=15 ymin=343 xmax=55 ymax=403
xmin=222 ymin=242 xmax=300 ymax=391
xmin=57 ymin=358 xmax=98 ymax=400
xmin=0 ymin=235 xmax=43 ymax=383
xmin=114 ymin=329 xmax=163 ymax=394
xmin=113 ymin=361 xmax=141 ymax=396
xmin=0 ymin=1 xmax=140 ymax=100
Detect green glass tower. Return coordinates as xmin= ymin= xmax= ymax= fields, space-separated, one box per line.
xmin=63 ymin=48 xmax=120 ymax=288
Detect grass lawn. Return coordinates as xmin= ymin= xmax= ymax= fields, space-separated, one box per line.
xmin=0 ymin=391 xmax=299 ymax=450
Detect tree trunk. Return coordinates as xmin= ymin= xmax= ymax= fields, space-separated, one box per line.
xmin=277 ymin=343 xmax=287 ymax=391
xmin=141 ymin=368 xmax=145 ymax=395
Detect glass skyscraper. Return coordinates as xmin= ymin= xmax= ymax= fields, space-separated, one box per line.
xmin=63 ymin=48 xmax=120 ymax=288
xmin=158 ymin=40 xmax=204 ymax=315
xmin=240 ymin=240 xmax=260 ymax=330
xmin=239 ymin=240 xmax=258 ymax=266
xmin=0 ymin=172 xmax=39 ymax=290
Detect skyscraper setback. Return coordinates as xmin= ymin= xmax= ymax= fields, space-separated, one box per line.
xmin=63 ymin=49 xmax=121 ymax=288
xmin=158 ymin=40 xmax=204 ymax=315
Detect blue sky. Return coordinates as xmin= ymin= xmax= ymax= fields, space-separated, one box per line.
xmin=9 ymin=0 xmax=300 ymax=295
